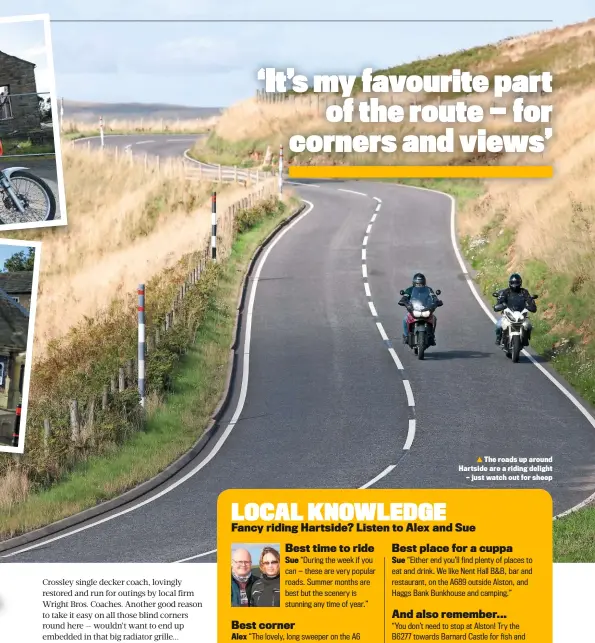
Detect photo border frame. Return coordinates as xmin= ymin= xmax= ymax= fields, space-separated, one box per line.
xmin=0 ymin=236 xmax=42 ymax=453
xmin=0 ymin=12 xmax=68 ymax=231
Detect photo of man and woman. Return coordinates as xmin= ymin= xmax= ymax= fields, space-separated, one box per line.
xmin=231 ymin=543 xmax=281 ymax=607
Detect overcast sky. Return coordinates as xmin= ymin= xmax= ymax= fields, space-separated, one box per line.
xmin=0 ymin=16 xmax=52 ymax=96
xmin=4 ymin=1 xmax=595 ymax=107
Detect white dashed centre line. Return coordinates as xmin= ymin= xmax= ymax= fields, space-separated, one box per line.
xmin=376 ymin=322 xmax=389 ymax=341
xmin=403 ymin=420 xmax=416 ymax=450
xmin=358 ymin=194 xmax=417 ymax=468
xmin=403 ymin=380 xmax=415 ymax=407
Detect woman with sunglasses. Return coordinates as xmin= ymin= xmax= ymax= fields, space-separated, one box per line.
xmin=251 ymin=546 xmax=281 ymax=607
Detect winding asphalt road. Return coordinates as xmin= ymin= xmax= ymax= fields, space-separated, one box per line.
xmin=74 ymin=133 xmax=202 ymax=160
xmin=3 ymin=134 xmax=595 ymax=563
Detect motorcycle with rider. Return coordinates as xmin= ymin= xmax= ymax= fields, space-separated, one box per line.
xmin=492 ymin=272 xmax=538 ymax=363
xmin=398 ymin=273 xmax=443 ymax=360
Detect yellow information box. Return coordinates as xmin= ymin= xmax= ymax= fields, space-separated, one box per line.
xmin=218 ymin=489 xmax=552 ymax=643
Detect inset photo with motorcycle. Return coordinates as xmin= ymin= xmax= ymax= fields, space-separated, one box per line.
xmin=0 ymin=238 xmax=41 ymax=453
xmin=0 ymin=13 xmax=66 ymax=230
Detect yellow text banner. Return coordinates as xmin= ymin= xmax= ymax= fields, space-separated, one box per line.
xmin=287 ymin=166 xmax=553 ymax=179
xmin=218 ymin=489 xmax=552 ymax=643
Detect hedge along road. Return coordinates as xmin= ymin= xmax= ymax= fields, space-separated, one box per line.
xmin=3 ymin=179 xmax=595 ymax=563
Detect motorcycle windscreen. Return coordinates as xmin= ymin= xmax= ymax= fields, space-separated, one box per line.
xmin=505 ymin=291 xmax=528 ymax=311
xmin=409 ymin=286 xmax=436 ymax=310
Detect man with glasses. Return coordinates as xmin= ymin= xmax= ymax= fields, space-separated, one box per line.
xmin=231 ymin=548 xmax=257 ymax=607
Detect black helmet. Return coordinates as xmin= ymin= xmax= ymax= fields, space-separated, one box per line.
xmin=509 ymin=273 xmax=522 ymax=292
xmin=412 ymin=273 xmax=426 ymax=287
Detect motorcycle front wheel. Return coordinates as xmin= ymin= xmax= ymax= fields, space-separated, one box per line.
xmin=2 ymin=170 xmax=56 ymax=223
xmin=417 ymin=331 xmax=426 ymax=360
xmin=512 ymin=335 xmax=522 ymax=363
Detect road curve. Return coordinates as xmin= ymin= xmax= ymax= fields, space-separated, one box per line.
xmin=73 ymin=133 xmax=203 ymax=160
xmin=4 ymin=144 xmax=595 ymax=563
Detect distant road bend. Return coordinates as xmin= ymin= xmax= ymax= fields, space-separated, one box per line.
xmin=3 ymin=134 xmax=595 ymax=563
xmin=74 ymin=133 xmax=202 ymax=160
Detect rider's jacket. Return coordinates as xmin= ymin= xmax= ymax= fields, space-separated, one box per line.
xmin=495 ymin=287 xmax=537 ymax=313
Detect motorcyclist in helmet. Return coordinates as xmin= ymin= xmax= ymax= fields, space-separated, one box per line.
xmin=398 ymin=273 xmax=443 ymax=345
xmin=494 ymin=273 xmax=537 ymax=345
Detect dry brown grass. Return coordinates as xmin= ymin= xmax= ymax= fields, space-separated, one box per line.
xmin=63 ymin=115 xmax=219 ymax=136
xmin=215 ymin=88 xmax=551 ymax=168
xmin=458 ymin=82 xmax=595 ymax=274
xmin=495 ymin=18 xmax=595 ymax=63
xmin=0 ymin=467 xmax=29 ymax=511
xmin=8 ymin=142 xmax=276 ymax=363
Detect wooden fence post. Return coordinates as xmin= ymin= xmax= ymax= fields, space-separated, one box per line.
xmin=70 ymin=400 xmax=80 ymax=443
xmin=86 ymin=397 xmax=96 ymax=445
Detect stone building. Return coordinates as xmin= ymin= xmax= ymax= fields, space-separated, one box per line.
xmin=0 ymin=271 xmax=33 ymax=310
xmin=0 ymin=288 xmax=28 ymax=443
xmin=0 ymin=50 xmax=41 ymax=135
xmin=0 ymin=288 xmax=28 ymax=410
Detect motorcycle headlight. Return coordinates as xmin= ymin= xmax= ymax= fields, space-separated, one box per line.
xmin=422 ymin=310 xmax=430 ymax=318
xmin=413 ymin=311 xmax=421 ymax=318
xmin=505 ymin=311 xmax=515 ymax=321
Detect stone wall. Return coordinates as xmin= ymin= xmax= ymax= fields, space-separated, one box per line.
xmin=0 ymin=52 xmax=41 ymax=135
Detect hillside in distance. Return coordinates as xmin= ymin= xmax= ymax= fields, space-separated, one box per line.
xmin=62 ymin=100 xmax=223 ymax=123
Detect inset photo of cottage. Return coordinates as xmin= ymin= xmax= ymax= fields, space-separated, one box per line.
xmin=0 ymin=14 xmax=66 ymax=231
xmin=0 ymin=239 xmax=40 ymax=453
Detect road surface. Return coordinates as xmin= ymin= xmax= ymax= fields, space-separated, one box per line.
xmin=3 ymin=135 xmax=595 ymax=563
xmin=75 ymin=133 xmax=202 ymax=160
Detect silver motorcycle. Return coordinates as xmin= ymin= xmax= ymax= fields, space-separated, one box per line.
xmin=0 ymin=166 xmax=56 ymax=224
